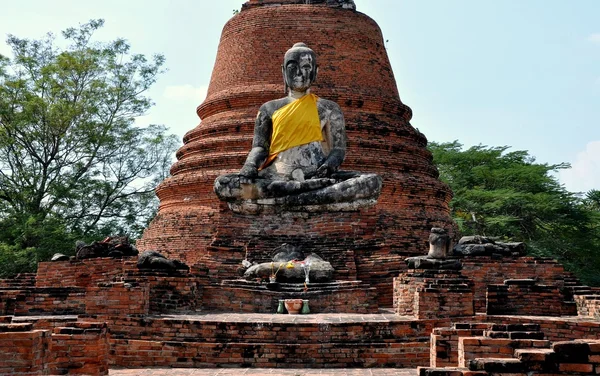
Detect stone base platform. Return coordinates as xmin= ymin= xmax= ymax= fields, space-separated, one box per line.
xmin=201 ymin=280 xmax=379 ymax=313
xmin=103 ymin=313 xmax=600 ymax=369
xmin=110 ymin=368 xmax=419 ymax=375
xmin=105 ymin=312 xmax=451 ymax=369
xmin=4 ymin=312 xmax=600 ymax=373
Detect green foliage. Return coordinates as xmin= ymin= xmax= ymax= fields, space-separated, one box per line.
xmin=0 ymin=20 xmax=179 ymax=277
xmin=0 ymin=243 xmax=36 ymax=278
xmin=429 ymin=141 xmax=600 ymax=286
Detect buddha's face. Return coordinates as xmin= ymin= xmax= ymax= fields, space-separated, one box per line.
xmin=284 ymin=52 xmax=316 ymax=93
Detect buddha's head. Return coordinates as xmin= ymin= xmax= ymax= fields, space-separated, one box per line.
xmin=283 ymin=43 xmax=318 ymax=94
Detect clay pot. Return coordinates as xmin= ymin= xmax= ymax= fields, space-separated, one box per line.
xmin=284 ymin=299 xmax=303 ymax=314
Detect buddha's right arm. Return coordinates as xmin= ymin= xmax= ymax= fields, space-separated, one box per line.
xmin=240 ymin=110 xmax=272 ymax=178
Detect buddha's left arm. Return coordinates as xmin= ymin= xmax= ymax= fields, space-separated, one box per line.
xmin=316 ymin=102 xmax=347 ymax=177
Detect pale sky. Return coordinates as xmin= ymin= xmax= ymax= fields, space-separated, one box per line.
xmin=1 ymin=0 xmax=599 ymax=194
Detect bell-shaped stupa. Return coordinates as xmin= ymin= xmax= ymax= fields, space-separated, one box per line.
xmin=138 ymin=0 xmax=454 ymax=306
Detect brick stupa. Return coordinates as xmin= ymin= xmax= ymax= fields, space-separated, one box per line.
xmin=3 ymin=3 xmax=600 ymax=374
xmin=138 ymin=0 xmax=454 ymax=305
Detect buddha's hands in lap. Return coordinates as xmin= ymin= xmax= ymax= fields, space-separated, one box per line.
xmin=239 ymin=164 xmax=258 ymax=179
xmin=315 ymin=162 xmax=335 ymax=178
xmin=266 ymin=178 xmax=336 ymax=195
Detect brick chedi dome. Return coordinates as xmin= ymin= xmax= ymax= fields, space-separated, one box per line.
xmin=138 ymin=0 xmax=455 ymax=306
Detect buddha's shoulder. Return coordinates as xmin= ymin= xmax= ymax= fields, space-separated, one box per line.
xmin=316 ymin=97 xmax=342 ymax=113
xmin=259 ymin=97 xmax=292 ymax=115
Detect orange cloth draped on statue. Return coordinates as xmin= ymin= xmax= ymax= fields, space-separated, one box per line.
xmin=260 ymin=93 xmax=323 ymax=169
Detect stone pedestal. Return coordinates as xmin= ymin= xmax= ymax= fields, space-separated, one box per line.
xmin=394 ymin=264 xmax=474 ymax=319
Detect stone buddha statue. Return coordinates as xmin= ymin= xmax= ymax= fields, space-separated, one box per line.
xmin=214 ymin=43 xmax=382 ymax=214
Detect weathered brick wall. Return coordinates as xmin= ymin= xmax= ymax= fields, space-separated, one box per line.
xmin=121 ymin=269 xmax=202 ymax=314
xmin=0 ymin=288 xmax=21 ymax=315
xmin=101 ymin=315 xmax=447 ymax=345
xmin=2 ymin=257 xmax=207 ymax=318
xmin=48 ymin=322 xmax=109 ymax=375
xmin=14 ymin=287 xmax=86 ymax=316
xmin=0 ymin=319 xmax=109 ymax=376
xmin=486 ymin=279 xmax=571 ymax=317
xmin=138 ymin=2 xmax=455 ymax=307
xmin=14 ymin=316 xmax=78 ymax=331
xmin=243 ymin=0 xmax=342 ymax=8
xmin=147 ymin=276 xmax=201 ymax=314
xmin=110 ymin=340 xmax=430 ymax=368
xmin=26 ymin=258 xmax=202 ymax=316
xmin=35 ymin=257 xmax=136 ymax=288
xmin=107 ymin=317 xmax=450 ymax=368
xmin=0 ymin=273 xmax=36 ymax=288
xmin=416 ymin=291 xmax=474 ymax=319
xmin=460 ymin=256 xmax=569 ymax=313
xmin=85 ymin=282 xmax=149 ymax=316
xmin=394 ymin=269 xmax=474 ymax=319
xmin=0 ymin=274 xmax=37 ymax=316
xmin=0 ymin=323 xmax=49 ymax=375
xmin=575 ymin=295 xmax=600 ymax=319
xmin=202 ymin=282 xmax=379 ymax=313
xmin=485 ymin=316 xmax=600 ymax=342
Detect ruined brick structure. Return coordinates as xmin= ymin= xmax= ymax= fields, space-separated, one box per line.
xmin=3 ymin=1 xmax=600 ymax=374
xmin=137 ymin=0 xmax=454 ymax=304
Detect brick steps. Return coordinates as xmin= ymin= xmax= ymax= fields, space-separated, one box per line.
xmin=422 ymin=340 xmax=600 ymax=376
xmin=467 ymin=358 xmax=525 ymax=373
xmin=459 ymin=337 xmax=551 ymax=367
xmin=431 ymin=322 xmax=552 ymax=369
xmin=110 ymin=339 xmax=431 ymax=368
xmin=106 ymin=314 xmax=446 ymax=368
xmin=484 ymin=325 xmax=546 ymax=339
xmin=514 ymin=348 xmax=555 ymax=362
xmin=108 ymin=314 xmax=439 ymax=344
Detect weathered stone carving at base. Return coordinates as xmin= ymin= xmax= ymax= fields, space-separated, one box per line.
xmin=137 ymin=251 xmax=189 ymax=272
xmin=405 ymin=256 xmax=462 ymax=270
xmin=453 ymin=235 xmax=525 ymax=257
xmin=75 ymin=236 xmax=138 ymax=259
xmin=243 ymin=245 xmax=334 ymax=283
xmin=427 ymin=227 xmax=452 ymax=259
xmin=217 ymin=172 xmax=382 ymax=214
xmin=51 ymin=253 xmax=70 ymax=261
xmin=405 ymin=227 xmax=460 ymax=270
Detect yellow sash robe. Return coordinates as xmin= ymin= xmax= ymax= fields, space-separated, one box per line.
xmin=261 ymin=93 xmax=323 ymax=169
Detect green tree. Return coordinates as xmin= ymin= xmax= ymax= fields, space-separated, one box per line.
xmin=429 ymin=141 xmax=600 ymax=285
xmin=583 ymin=189 xmax=600 ymax=212
xmin=0 ymin=20 xmax=178 ymax=274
